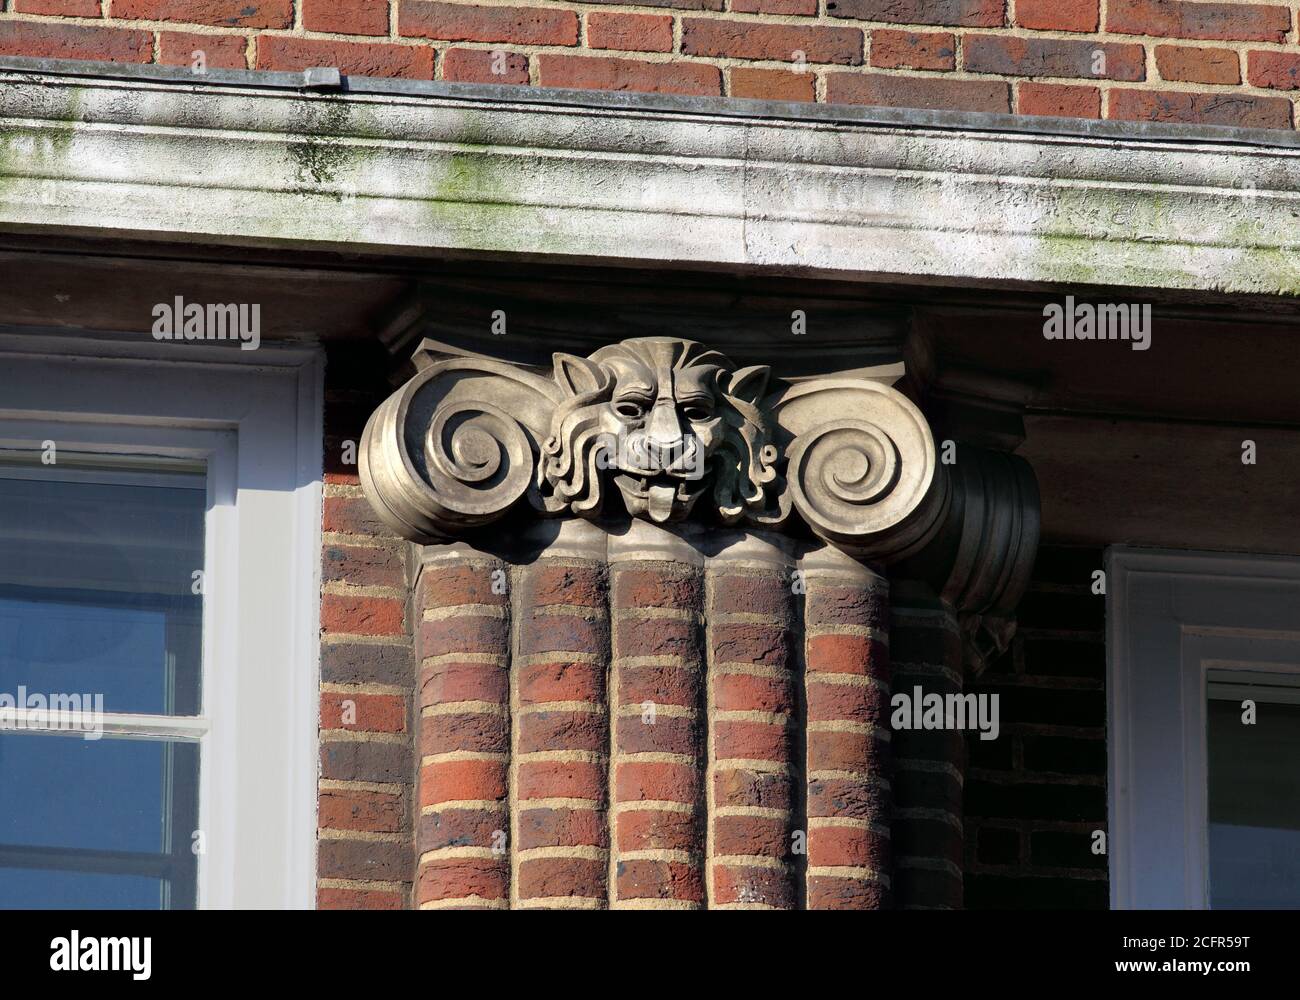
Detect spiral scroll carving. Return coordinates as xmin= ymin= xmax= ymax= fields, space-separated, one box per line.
xmin=765 ymin=378 xmax=946 ymax=561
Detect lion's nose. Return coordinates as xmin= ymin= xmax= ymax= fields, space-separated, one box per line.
xmin=645 ymin=399 xmax=685 ymax=449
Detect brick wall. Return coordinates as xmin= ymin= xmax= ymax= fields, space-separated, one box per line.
xmin=317 ymin=343 xmax=417 ymax=910
xmin=964 ymin=545 xmax=1109 ymax=909
xmin=3 ymin=2 xmax=1300 ymax=128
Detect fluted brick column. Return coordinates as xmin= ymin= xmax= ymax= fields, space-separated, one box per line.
xmin=802 ymin=548 xmax=893 ymax=909
xmin=608 ymin=541 xmax=707 ymax=909
xmin=706 ymin=538 xmax=799 ymax=909
xmin=361 ymin=335 xmax=1040 ymax=911
xmin=513 ymin=557 xmax=610 ymax=908
xmin=415 ymin=556 xmax=512 ymax=909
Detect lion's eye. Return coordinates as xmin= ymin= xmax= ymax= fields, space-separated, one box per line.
xmin=682 ymin=402 xmax=713 ymax=422
xmin=615 ymin=399 xmax=647 ymax=419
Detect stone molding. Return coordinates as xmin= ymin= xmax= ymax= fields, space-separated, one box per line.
xmin=3 ymin=62 xmax=1300 ymax=295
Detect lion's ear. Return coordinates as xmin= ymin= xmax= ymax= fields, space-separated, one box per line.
xmin=552 ymin=353 xmax=606 ymax=397
xmin=728 ymin=365 xmax=770 ymax=405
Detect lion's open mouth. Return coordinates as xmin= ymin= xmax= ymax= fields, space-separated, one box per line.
xmin=615 ymin=472 xmax=705 ymax=523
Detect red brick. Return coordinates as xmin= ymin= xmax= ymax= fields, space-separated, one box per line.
xmin=714 ymin=720 xmax=791 ymax=762
xmin=158 ymin=31 xmax=248 ymax=69
xmin=256 ymin=36 xmax=434 ymax=79
xmin=808 ymin=729 xmax=888 ymax=773
xmin=1154 ymin=44 xmax=1239 ymax=85
xmin=870 ymin=30 xmax=956 ymax=71
xmin=1247 ymin=50 xmax=1300 ymax=90
xmin=710 ymin=574 xmax=792 ymax=617
xmin=517 ymin=807 xmax=608 ymax=849
xmin=318 ymin=886 xmax=405 ymax=909
xmin=304 ymin=0 xmax=390 ymax=35
xmin=517 ymin=857 xmax=605 ymax=898
xmin=13 ymin=0 xmax=101 ymax=14
xmin=1014 ymin=0 xmax=1098 ymax=32
xmin=715 ymin=767 xmax=795 ymax=811
xmin=421 ymin=660 xmax=508 ymax=706
xmin=614 ymin=617 xmax=695 ymax=659
xmin=0 ymin=21 xmax=151 ymax=62
xmin=319 ymin=838 xmax=410 ymax=881
xmin=616 ymin=859 xmax=704 ymax=902
xmin=321 ymin=739 xmax=411 ymax=783
xmin=322 ymin=593 xmax=405 ymax=636
xmin=806 ymin=633 xmax=888 ymax=676
xmin=682 ymin=19 xmax=862 ymax=65
xmin=418 ymin=806 xmax=507 ymax=850
xmin=617 ymin=808 xmax=698 ymax=852
xmin=712 ymin=864 xmax=795 ymax=907
xmin=806 ymin=679 xmax=888 ymax=726
xmin=587 ymin=12 xmax=673 ymax=53
xmin=418 ymin=616 xmax=506 ymax=657
xmin=1107 ymin=0 xmax=1290 ymax=43
xmin=733 ymin=0 xmax=815 ymax=12
xmin=324 ymin=495 xmax=400 ymax=537
xmin=319 ymin=788 xmax=405 ymax=834
xmin=417 ymin=857 xmax=507 ymax=902
xmin=713 ymin=813 xmax=788 ymax=858
xmin=1108 ymin=87 xmax=1292 ymax=128
xmin=114 ymin=0 xmax=293 ymax=28
xmin=616 ymin=761 xmax=699 ymax=803
xmin=964 ymin=36 xmax=1146 ymax=81
xmin=321 ymin=691 xmax=407 ymax=733
xmin=805 ymin=584 xmax=886 ymax=628
xmin=809 ymin=824 xmax=889 ymax=868
xmin=421 ymin=710 xmax=509 ymax=755
xmin=440 ymin=46 xmax=530 ymax=83
xmin=517 ymin=760 xmax=604 ymax=800
xmin=711 ymin=622 xmax=790 ymax=666
xmin=518 ymin=709 xmax=607 ymax=753
xmin=826 ymin=72 xmax=1010 ymax=112
xmin=421 ymin=563 xmax=507 ymax=608
xmin=401 ymin=1 xmax=578 ymax=45
xmin=520 ymin=614 xmax=607 ymax=656
xmin=524 ymin=563 xmax=605 ymax=607
xmin=540 ymin=53 xmax=722 ymax=95
xmin=420 ymin=759 xmax=508 ymax=805
xmin=826 ymin=0 xmax=1004 ymax=27
xmin=616 ymin=713 xmax=699 ymax=755
xmin=612 ymin=568 xmax=701 ymax=608
xmin=618 ymin=663 xmax=698 ymax=708
xmin=518 ymin=659 xmax=604 ymax=705
xmin=1017 ymin=81 xmax=1102 ymax=118
xmin=713 ymin=671 xmax=793 ymax=714
xmin=323 ymin=542 xmax=405 ymax=588
xmin=807 ymin=874 xmax=886 ymax=909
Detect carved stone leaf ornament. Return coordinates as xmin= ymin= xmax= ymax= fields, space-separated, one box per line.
xmin=360 ymin=336 xmax=948 ymax=561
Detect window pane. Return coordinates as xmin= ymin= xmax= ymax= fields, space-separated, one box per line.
xmin=1207 ymin=696 xmax=1300 ymax=909
xmin=0 ymin=870 xmax=169 ymax=910
xmin=0 ymin=459 xmax=204 ymax=716
xmin=0 ymin=734 xmax=198 ymax=909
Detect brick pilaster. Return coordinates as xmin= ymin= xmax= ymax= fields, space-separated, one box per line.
xmin=415 ymin=557 xmax=512 ymax=909
xmin=513 ymin=558 xmax=610 ymax=908
xmin=802 ymin=550 xmax=892 ymax=910
xmin=608 ymin=559 xmax=707 ymax=909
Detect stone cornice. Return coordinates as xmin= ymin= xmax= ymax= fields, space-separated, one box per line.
xmin=2 ymin=61 xmax=1299 ymax=295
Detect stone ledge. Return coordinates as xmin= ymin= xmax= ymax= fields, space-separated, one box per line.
xmin=1 ymin=59 xmax=1298 ymax=295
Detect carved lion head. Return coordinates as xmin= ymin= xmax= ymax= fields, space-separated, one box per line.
xmin=539 ymin=337 xmax=777 ymax=523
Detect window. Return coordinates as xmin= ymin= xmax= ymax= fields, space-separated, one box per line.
xmin=0 ymin=334 xmax=322 ymax=909
xmin=1107 ymin=547 xmax=1300 ymax=909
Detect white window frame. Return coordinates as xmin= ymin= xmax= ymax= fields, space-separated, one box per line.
xmin=1106 ymin=546 xmax=1300 ymax=909
xmin=0 ymin=331 xmax=322 ymax=909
